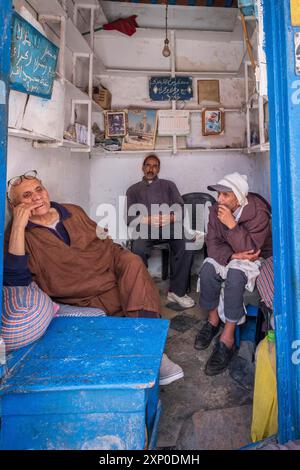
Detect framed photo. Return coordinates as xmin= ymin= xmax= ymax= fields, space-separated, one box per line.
xmin=104 ymin=111 xmax=127 ymax=138
xmin=122 ymin=109 xmax=157 ymax=150
xmin=202 ymin=108 xmax=225 ymax=136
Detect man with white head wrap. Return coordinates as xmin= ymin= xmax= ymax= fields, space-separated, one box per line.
xmin=194 ymin=172 xmax=272 ymax=376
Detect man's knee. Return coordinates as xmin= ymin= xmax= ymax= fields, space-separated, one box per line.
xmin=200 ymin=261 xmax=217 ymax=281
xmin=226 ymin=268 xmax=247 ymax=287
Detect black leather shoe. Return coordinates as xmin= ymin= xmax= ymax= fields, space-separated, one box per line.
xmin=194 ymin=321 xmax=220 ymax=350
xmin=205 ymin=341 xmax=237 ymax=376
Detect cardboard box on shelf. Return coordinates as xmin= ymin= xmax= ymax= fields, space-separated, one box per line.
xmin=93 ymin=85 xmax=112 ymax=110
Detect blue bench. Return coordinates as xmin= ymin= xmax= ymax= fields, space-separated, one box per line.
xmin=0 ymin=315 xmax=168 ymax=450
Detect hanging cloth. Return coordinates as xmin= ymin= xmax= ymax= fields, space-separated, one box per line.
xmin=103 ymin=15 xmax=138 ymax=37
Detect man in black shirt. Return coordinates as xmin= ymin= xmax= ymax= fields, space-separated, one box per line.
xmin=126 ymin=155 xmax=194 ymax=309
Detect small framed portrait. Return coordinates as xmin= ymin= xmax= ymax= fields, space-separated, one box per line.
xmin=104 ymin=111 xmax=127 ymax=138
xmin=202 ymin=108 xmax=225 ymax=136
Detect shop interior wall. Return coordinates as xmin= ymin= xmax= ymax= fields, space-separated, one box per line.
xmin=89 ymin=72 xmax=271 ymax=275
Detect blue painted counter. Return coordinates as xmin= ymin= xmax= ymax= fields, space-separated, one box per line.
xmin=0 ymin=316 xmax=169 ymax=450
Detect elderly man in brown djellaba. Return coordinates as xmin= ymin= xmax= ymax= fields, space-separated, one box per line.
xmin=4 ymin=170 xmax=184 ymax=385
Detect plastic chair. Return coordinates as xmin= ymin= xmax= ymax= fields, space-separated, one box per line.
xmin=154 ymin=192 xmax=216 ymax=282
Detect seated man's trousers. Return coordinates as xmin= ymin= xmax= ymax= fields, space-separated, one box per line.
xmin=199 ymin=261 xmax=247 ymax=323
xmin=131 ymin=237 xmax=193 ymax=297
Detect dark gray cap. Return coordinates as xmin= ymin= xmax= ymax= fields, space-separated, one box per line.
xmin=207 ymin=184 xmax=233 ymax=193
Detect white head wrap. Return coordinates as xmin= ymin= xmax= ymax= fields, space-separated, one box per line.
xmin=215 ymin=172 xmax=249 ymax=206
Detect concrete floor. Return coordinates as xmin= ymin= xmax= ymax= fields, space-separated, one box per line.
xmin=155 ymin=276 xmax=255 ymax=450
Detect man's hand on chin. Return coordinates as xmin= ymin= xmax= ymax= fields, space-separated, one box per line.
xmin=217 ymin=204 xmax=237 ymax=229
xmin=231 ymin=249 xmax=261 ymax=261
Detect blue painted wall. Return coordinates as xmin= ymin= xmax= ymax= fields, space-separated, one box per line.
xmin=0 ymin=1 xmax=12 ymax=326
xmin=263 ymin=0 xmax=300 ymax=443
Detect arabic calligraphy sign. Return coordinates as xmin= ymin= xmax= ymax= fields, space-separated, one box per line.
xmin=10 ymin=12 xmax=59 ymax=100
xmin=149 ymin=76 xmax=193 ymax=101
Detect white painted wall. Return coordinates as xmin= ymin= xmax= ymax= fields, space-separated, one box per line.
xmin=250 ymin=150 xmax=271 ymax=201
xmin=89 ymin=150 xmax=270 ymax=276
xmin=89 ymin=152 xmax=269 ymax=230
xmin=6 ymin=137 xmax=90 ymax=223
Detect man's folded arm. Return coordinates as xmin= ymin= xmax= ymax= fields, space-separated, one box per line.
xmin=224 ymin=211 xmax=270 ymax=253
xmin=205 ymin=212 xmax=233 ymax=266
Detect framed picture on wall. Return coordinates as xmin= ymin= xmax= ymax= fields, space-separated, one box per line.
xmin=104 ymin=111 xmax=127 ymax=138
xmin=202 ymin=108 xmax=225 ymax=136
xmin=122 ymin=109 xmax=157 ymax=150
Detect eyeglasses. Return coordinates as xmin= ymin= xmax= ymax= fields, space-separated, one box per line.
xmin=7 ymin=170 xmax=39 ymax=203
xmin=7 ymin=170 xmax=38 ymax=189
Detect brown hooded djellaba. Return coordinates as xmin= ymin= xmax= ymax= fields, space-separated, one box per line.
xmin=206 ymin=193 xmax=273 ymax=266
xmin=5 ymin=204 xmax=161 ymax=317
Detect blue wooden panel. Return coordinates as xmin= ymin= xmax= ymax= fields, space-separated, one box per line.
xmin=262 ymin=0 xmax=300 ymax=442
xmin=0 ymin=0 xmax=12 ymax=379
xmin=0 ymin=316 xmax=168 ymax=449
xmin=0 ymin=317 xmax=169 ymax=392
xmin=149 ymin=76 xmax=193 ymax=101
xmin=10 ymin=12 xmax=59 ymax=99
xmin=1 ymin=412 xmax=147 ymax=450
xmin=2 ymin=389 xmax=147 ymax=416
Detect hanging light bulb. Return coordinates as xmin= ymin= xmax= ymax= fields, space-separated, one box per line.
xmin=162 ymin=1 xmax=171 ymax=58
xmin=162 ymin=38 xmax=171 ymax=58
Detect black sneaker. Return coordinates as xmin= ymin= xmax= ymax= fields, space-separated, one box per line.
xmin=194 ymin=321 xmax=220 ymax=350
xmin=205 ymin=341 xmax=237 ymax=376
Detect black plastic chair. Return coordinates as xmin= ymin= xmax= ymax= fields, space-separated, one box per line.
xmin=156 ymin=192 xmax=216 ymax=283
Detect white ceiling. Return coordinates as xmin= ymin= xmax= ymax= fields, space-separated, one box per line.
xmin=99 ymin=1 xmax=239 ymax=32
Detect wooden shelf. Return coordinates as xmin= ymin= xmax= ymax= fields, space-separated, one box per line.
xmin=73 ymin=0 xmax=100 ymax=7
xmin=62 ymin=139 xmax=90 ymax=150
xmin=28 ymin=0 xmax=66 ymax=17
xmin=8 ymin=128 xmax=57 ymax=142
xmin=91 ymin=147 xmax=246 ymax=157
xmin=64 ymin=80 xmax=103 ymax=112
xmin=247 ymin=143 xmax=270 ymax=153
xmin=65 ymin=18 xmax=92 ymax=55
xmin=29 ymin=0 xmax=105 ymax=72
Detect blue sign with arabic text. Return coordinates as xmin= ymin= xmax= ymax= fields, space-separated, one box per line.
xmin=149 ymin=76 xmax=193 ymax=101
xmin=10 ymin=12 xmax=59 ymax=100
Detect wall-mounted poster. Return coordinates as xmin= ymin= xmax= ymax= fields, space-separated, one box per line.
xmin=104 ymin=111 xmax=127 ymax=138
xmin=158 ymin=110 xmax=190 ymax=136
xmin=149 ymin=76 xmax=193 ymax=101
xmin=122 ymin=109 xmax=157 ymax=150
xmin=10 ymin=12 xmax=59 ymax=100
xmin=202 ymin=108 xmax=225 ymax=136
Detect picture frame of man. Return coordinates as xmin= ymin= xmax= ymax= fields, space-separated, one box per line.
xmin=202 ymin=108 xmax=225 ymax=136
xmin=104 ymin=111 xmax=127 ymax=138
